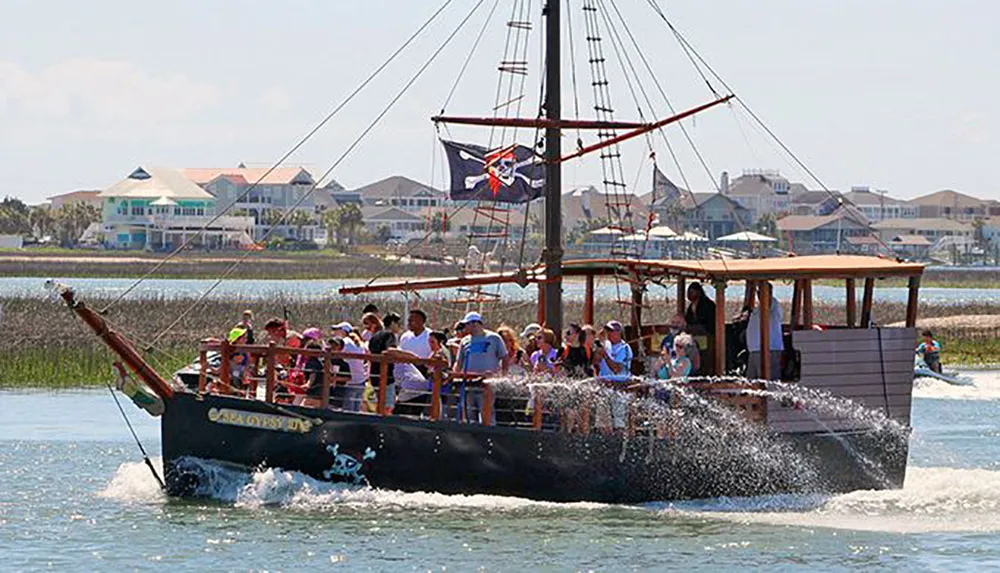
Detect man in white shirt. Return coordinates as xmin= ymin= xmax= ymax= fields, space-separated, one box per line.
xmin=395 ymin=309 xmax=431 ymax=403
xmin=399 ymin=309 xmax=432 ymax=360
xmin=746 ymin=284 xmax=784 ymax=380
xmin=330 ymin=322 xmax=369 ymax=411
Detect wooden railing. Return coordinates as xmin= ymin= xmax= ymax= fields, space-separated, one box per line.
xmin=196 ymin=340 xmax=768 ymax=431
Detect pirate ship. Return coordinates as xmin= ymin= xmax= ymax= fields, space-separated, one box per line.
xmin=61 ymin=0 xmax=922 ymax=502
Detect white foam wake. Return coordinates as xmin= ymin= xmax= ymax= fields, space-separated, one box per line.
xmin=101 ymin=458 xmax=1000 ymax=533
xmin=913 ymin=370 xmax=1000 ymax=401
xmin=98 ymin=456 xmax=167 ymax=503
xmin=661 ymin=466 xmax=1000 ymax=533
xmin=99 ymin=456 xmax=608 ymax=512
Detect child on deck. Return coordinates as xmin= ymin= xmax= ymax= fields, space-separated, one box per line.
xmin=917 ymin=330 xmax=942 ymax=374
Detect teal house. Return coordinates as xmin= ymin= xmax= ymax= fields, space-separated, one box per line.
xmin=99 ymin=167 xmax=254 ymax=250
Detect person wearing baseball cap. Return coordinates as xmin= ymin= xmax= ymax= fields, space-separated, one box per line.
xmin=596 ymin=319 xmax=633 ymax=432
xmin=329 ymin=321 xmax=368 ymax=412
xmin=453 ymin=311 xmax=506 ymax=425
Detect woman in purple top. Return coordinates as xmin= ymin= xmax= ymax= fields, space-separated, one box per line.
xmin=530 ymin=328 xmax=559 ymax=374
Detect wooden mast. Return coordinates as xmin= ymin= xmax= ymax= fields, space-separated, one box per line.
xmin=543 ymin=0 xmax=563 ymax=338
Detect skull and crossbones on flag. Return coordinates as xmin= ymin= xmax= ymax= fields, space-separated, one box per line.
xmin=441 ymin=140 xmax=545 ymax=203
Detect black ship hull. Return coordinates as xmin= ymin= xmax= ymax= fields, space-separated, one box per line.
xmin=161 ymin=392 xmax=909 ymax=503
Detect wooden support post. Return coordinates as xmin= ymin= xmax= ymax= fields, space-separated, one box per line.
xmin=676 ymin=277 xmax=686 ymax=318
xmin=584 ymin=274 xmax=595 ymax=325
xmin=265 ymin=342 xmax=276 ymax=403
xmin=906 ymin=275 xmax=921 ymax=328
xmin=482 ymin=384 xmax=494 ymax=427
xmin=377 ymin=359 xmax=389 ymax=416
xmin=846 ymin=278 xmax=857 ymax=328
xmin=714 ymin=280 xmax=726 ymax=376
xmin=790 ymin=280 xmax=802 ymax=330
xmin=431 ymin=369 xmax=442 ymax=420
xmin=532 ymin=389 xmax=544 ymax=430
xmin=537 ymin=282 xmax=546 ymax=326
xmin=743 ymin=280 xmax=756 ymax=312
xmin=861 ymin=277 xmax=875 ymax=327
xmin=198 ymin=350 xmax=208 ymax=394
xmin=802 ymin=280 xmax=814 ymax=329
xmin=630 ymin=286 xmax=644 ymax=354
xmin=220 ymin=339 xmax=231 ymax=392
xmin=321 ymin=347 xmax=332 ymax=409
xmin=760 ymin=282 xmax=772 ymax=380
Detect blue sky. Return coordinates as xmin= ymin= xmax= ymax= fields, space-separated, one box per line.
xmin=0 ymin=0 xmax=995 ymax=203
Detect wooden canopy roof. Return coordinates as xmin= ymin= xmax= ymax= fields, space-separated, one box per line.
xmin=562 ymin=255 xmax=925 ymax=281
xmin=338 ymin=255 xmax=923 ymax=296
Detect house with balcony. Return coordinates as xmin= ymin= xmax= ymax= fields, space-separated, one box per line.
xmin=99 ymin=167 xmax=253 ymax=250
xmin=352 ymin=175 xmax=449 ymax=212
xmin=361 ymin=206 xmax=427 ymax=241
xmin=776 ymin=208 xmax=872 ymax=254
xmin=183 ymin=166 xmax=329 ymax=243
xmin=907 ymin=189 xmax=1000 ymax=221
xmin=676 ymin=192 xmax=752 ymax=240
xmin=724 ymin=170 xmax=802 ymax=220
xmin=841 ymin=186 xmax=918 ymax=222
xmin=871 ymin=217 xmax=973 ymax=245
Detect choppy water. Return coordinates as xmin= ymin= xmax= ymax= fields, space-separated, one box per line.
xmin=4 ymin=373 xmax=1000 ymax=570
xmin=4 ymin=276 xmax=1000 ymax=305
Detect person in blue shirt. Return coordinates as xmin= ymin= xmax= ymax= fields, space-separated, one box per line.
xmin=595 ymin=320 xmax=634 ymax=432
xmin=916 ymin=330 xmax=942 ymax=373
xmin=453 ymin=311 xmax=508 ymax=425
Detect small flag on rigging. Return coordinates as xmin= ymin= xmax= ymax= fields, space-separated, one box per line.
xmin=441 ymin=140 xmax=545 ymax=204
xmin=816 ymin=194 xmax=842 ymax=216
xmin=652 ymin=164 xmax=681 ymax=204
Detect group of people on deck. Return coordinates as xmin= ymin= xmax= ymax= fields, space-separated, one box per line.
xmin=215 ymin=279 xmax=791 ymax=430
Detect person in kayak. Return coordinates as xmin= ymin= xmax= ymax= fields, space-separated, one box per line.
xmin=916 ymin=330 xmax=942 ymax=374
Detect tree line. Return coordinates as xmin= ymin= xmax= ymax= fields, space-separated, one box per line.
xmin=0 ymin=197 xmax=101 ymax=247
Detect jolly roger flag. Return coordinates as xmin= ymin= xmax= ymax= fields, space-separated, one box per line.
xmin=441 ymin=140 xmax=545 ymax=204
xmin=652 ymin=164 xmax=681 ymax=204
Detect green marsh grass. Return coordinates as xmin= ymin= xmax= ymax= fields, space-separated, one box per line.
xmin=2 ymin=292 xmax=999 ymax=387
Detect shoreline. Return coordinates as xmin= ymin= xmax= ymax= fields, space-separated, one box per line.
xmin=2 ymin=249 xmax=1000 ymax=286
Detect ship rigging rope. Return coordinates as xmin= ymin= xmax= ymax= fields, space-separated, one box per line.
xmin=99 ymin=0 xmax=459 ymax=315
xmin=565 ymin=0 xmax=584 ymax=149
xmin=105 ymin=375 xmax=165 ymax=490
xmin=440 ymin=0 xmax=502 ymax=114
xmin=147 ymin=0 xmax=490 ymax=347
xmin=643 ymin=0 xmax=837 ymax=198
xmin=602 ymin=0 xmax=753 ymax=261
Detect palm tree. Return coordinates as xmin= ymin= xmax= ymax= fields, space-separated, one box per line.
xmin=425 ymin=211 xmax=451 ymax=240
xmin=29 ymin=205 xmax=56 ymax=241
xmin=337 ymin=203 xmax=364 ymax=245
xmin=322 ymin=208 xmax=343 ymax=246
xmin=284 ymin=210 xmax=316 ymax=241
xmin=54 ymin=203 xmax=100 ymax=247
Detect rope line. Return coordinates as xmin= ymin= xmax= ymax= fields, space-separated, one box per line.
xmin=148 ymin=0 xmax=489 ymax=345
xmin=441 ymin=0 xmax=503 ymax=113
xmin=105 ymin=377 xmax=165 ymax=490
xmin=100 ymin=0 xmax=458 ymax=315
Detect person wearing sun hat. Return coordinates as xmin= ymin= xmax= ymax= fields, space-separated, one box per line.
xmin=453 ymin=311 xmax=507 ymax=425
